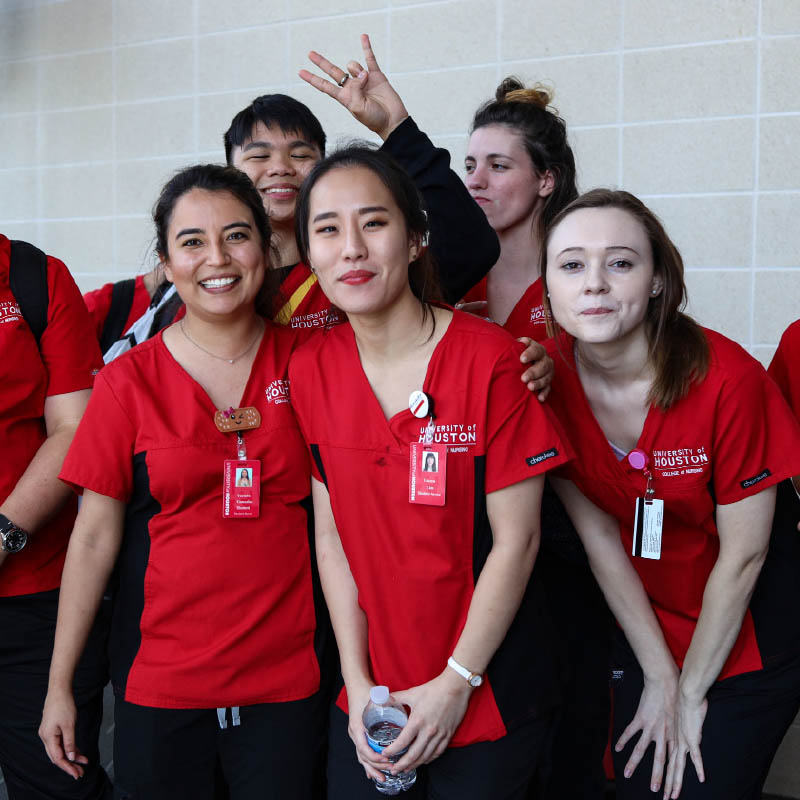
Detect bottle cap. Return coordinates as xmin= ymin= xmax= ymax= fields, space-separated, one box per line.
xmin=370 ymin=685 xmax=390 ymax=705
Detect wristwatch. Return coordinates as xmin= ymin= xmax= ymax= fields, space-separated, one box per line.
xmin=0 ymin=514 xmax=28 ymax=554
xmin=447 ymin=656 xmax=483 ymax=688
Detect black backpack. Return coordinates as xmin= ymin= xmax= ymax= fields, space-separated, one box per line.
xmin=9 ymin=239 xmax=49 ymax=347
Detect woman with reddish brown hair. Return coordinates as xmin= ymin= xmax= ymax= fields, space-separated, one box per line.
xmin=541 ymin=188 xmax=800 ymax=799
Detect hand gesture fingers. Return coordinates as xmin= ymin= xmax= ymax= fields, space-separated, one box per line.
xmin=360 ymin=33 xmax=382 ymax=73
xmin=301 ymin=34 xmax=407 ymax=139
xmin=307 ymin=49 xmax=351 ymax=87
xmin=346 ymin=59 xmax=366 ymax=78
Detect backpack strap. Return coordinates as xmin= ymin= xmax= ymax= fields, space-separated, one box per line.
xmin=99 ymin=277 xmax=137 ymax=354
xmin=9 ymin=240 xmax=49 ymax=347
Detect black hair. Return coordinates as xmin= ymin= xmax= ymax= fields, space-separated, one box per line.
xmin=472 ymin=77 xmax=578 ymax=239
xmin=294 ymin=143 xmax=443 ymax=319
xmin=224 ymin=94 xmax=327 ymax=164
xmin=153 ymin=164 xmax=278 ymax=317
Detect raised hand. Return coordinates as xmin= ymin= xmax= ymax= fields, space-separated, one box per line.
xmin=299 ymin=33 xmax=409 ymax=141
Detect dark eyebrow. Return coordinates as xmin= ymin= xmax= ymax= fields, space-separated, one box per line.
xmin=175 ymin=221 xmax=251 ymax=239
xmin=312 ymin=206 xmax=388 ymax=224
xmin=242 ymin=138 xmax=315 ymax=153
xmin=607 ymin=245 xmax=640 ymax=255
xmin=556 ymin=245 xmax=641 ymax=257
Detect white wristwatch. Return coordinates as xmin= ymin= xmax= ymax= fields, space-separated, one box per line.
xmin=447 ymin=656 xmax=483 ymax=688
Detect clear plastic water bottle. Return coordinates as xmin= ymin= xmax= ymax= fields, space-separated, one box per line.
xmin=363 ymin=685 xmax=417 ymax=795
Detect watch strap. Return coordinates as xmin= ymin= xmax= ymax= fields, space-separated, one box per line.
xmin=447 ymin=656 xmax=482 ymax=686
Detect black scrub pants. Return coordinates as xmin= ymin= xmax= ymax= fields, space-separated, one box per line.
xmin=112 ymin=688 xmax=329 ymax=800
xmin=327 ymin=705 xmax=554 ymax=800
xmin=611 ymin=633 xmax=800 ymax=800
xmin=533 ymin=482 xmax=614 ymax=800
xmin=0 ymin=589 xmax=111 ymax=800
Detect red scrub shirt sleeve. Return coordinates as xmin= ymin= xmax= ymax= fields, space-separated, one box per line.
xmin=40 ymin=257 xmax=104 ymax=395
xmin=711 ymin=361 xmax=800 ymax=505
xmin=484 ymin=343 xmax=573 ymax=494
xmin=59 ymin=370 xmax=137 ymax=502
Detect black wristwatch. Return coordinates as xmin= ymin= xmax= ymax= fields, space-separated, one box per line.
xmin=0 ymin=514 xmax=28 ymax=554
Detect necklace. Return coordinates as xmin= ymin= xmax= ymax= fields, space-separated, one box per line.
xmin=180 ymin=318 xmax=264 ymax=364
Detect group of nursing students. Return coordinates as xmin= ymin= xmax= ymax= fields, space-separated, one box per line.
xmin=24 ymin=33 xmax=800 ymax=800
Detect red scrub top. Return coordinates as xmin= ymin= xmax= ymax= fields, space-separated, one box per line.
xmin=60 ymin=325 xmax=322 ymax=709
xmin=545 ymin=328 xmax=800 ymax=680
xmin=0 ymin=235 xmax=102 ymax=597
xmin=84 ymin=274 xmax=152 ymax=342
xmin=289 ymin=311 xmax=572 ymax=746
xmin=462 ymin=276 xmax=549 ymax=341
xmin=768 ymin=319 xmax=800 ymax=419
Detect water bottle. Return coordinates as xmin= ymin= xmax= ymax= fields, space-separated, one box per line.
xmin=363 ymin=685 xmax=417 ymax=795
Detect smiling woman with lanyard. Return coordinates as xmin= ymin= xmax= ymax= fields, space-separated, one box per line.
xmin=540 ymin=188 xmax=800 ymax=799
xmin=40 ymin=164 xmax=331 ymax=799
xmin=289 ymin=145 xmax=571 ymax=800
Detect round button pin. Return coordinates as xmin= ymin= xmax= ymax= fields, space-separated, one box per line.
xmin=627 ymin=448 xmax=648 ymax=471
xmin=408 ymin=390 xmax=430 ymax=418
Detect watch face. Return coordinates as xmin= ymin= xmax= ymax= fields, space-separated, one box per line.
xmin=3 ymin=528 xmax=27 ymax=553
xmin=469 ymin=674 xmax=483 ymax=688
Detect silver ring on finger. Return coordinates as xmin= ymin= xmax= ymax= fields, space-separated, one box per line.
xmin=337 ymin=73 xmax=350 ymax=87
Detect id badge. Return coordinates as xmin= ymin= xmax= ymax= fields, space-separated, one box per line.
xmin=409 ymin=443 xmax=447 ymax=506
xmin=632 ymin=497 xmax=663 ymax=559
xmin=223 ymin=459 xmax=261 ymax=518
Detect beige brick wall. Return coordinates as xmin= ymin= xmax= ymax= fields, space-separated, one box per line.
xmin=0 ymin=0 xmax=798 ymax=787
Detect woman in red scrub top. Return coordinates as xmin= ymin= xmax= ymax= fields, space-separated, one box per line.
xmin=39 ymin=164 xmax=331 ymax=800
xmin=290 ymin=145 xmax=572 ymax=799
xmin=464 ymin=79 xmax=612 ymax=799
xmin=461 ymin=77 xmax=577 ymax=336
xmin=541 ymin=188 xmax=800 ymax=800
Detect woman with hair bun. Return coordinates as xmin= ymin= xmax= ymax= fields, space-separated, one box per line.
xmin=542 ymin=189 xmax=800 ymax=799
xmin=463 ymin=79 xmax=612 ymax=799
xmin=462 ymin=77 xmax=577 ymax=334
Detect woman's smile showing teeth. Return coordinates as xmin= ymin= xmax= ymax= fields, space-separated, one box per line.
xmin=200 ymin=275 xmax=240 ymax=291
xmin=262 ymin=184 xmax=298 ymax=199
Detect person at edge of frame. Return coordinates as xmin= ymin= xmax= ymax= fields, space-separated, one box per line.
xmin=0 ymin=234 xmax=111 ymax=800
